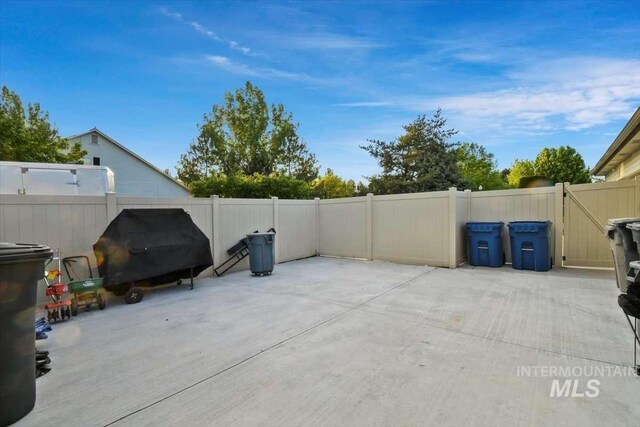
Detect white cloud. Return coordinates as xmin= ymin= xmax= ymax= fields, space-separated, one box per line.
xmin=203 ymin=55 xmax=332 ymax=84
xmin=425 ymin=57 xmax=640 ymax=132
xmin=189 ymin=21 xmax=220 ymax=40
xmin=159 ymin=7 xmax=254 ymax=56
xmin=452 ymin=52 xmax=495 ymax=63
xmin=280 ymin=33 xmax=386 ymax=50
xmin=158 ymin=7 xmax=182 ymax=20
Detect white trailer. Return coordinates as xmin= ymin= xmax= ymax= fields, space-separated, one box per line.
xmin=0 ymin=161 xmax=115 ymax=196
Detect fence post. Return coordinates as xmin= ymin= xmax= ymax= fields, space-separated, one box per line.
xmin=272 ymin=196 xmax=279 ymax=263
xmin=314 ymin=197 xmax=320 ymax=255
xmin=554 ymin=183 xmax=564 ymax=268
xmin=464 ymin=189 xmax=472 ymax=222
xmin=106 ymin=192 xmax=117 ymax=223
xmin=463 ymin=189 xmax=472 ymax=264
xmin=211 ymin=195 xmax=220 ymax=272
xmin=366 ymin=193 xmax=373 ymax=261
xmin=448 ymin=187 xmax=458 ymax=269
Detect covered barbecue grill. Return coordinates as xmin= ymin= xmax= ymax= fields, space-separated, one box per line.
xmin=93 ymin=209 xmax=213 ymax=304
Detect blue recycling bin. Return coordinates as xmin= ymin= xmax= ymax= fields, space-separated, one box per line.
xmin=466 ymin=222 xmax=504 ymax=267
xmin=508 ymin=221 xmax=552 ymax=272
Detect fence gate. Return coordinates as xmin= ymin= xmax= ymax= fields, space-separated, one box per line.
xmin=563 ymin=180 xmax=639 ymax=267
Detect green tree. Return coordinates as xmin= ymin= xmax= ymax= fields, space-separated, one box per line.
xmin=0 ymin=86 xmax=86 ymax=163
xmin=506 ymin=146 xmax=591 ymax=187
xmin=311 ymin=169 xmax=356 ymax=199
xmin=280 ymin=133 xmax=319 ymax=182
xmin=455 ymin=142 xmax=507 ymax=190
xmin=361 ymin=110 xmax=464 ymax=194
xmin=355 ymin=181 xmax=370 ymax=196
xmin=177 ymin=82 xmax=318 ymax=184
xmin=534 ymin=146 xmax=591 ymax=184
xmin=507 ymin=160 xmax=536 ymax=187
xmin=190 ymin=173 xmax=311 ymax=199
xmin=500 ymin=168 xmax=510 ymax=183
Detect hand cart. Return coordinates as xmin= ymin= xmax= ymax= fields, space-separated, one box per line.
xmin=44 ymin=249 xmax=72 ymax=323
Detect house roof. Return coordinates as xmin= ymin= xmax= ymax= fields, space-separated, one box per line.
xmin=591 ymin=108 xmax=640 ymax=176
xmin=67 ymin=128 xmax=191 ymax=193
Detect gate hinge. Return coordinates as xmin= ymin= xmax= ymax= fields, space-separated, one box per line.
xmin=562 ymin=256 xmax=566 ymax=261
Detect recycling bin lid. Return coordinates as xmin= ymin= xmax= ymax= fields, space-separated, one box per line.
xmin=607 ymin=218 xmax=640 ymax=226
xmin=246 ymin=232 xmax=276 ymax=236
xmin=508 ymin=220 xmax=551 ymax=224
xmin=0 ymin=243 xmax=53 ymax=264
xmin=507 ymin=220 xmax=551 ymax=228
xmin=627 ymin=222 xmax=640 ymax=231
xmin=466 ymin=221 xmax=503 ymax=225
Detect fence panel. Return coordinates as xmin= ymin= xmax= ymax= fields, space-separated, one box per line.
xmin=0 ymin=195 xmax=108 ymax=303
xmin=372 ymin=192 xmax=451 ymax=266
xmin=469 ymin=187 xmax=557 ymax=264
xmin=564 ymin=180 xmax=638 ymax=268
xmin=318 ymin=198 xmax=368 ymax=259
xmin=277 ymin=200 xmax=317 ymax=263
xmin=0 ymin=194 xmax=108 ymax=260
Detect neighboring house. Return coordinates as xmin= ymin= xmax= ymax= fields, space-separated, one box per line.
xmin=67 ymin=128 xmax=191 ymax=197
xmin=592 ymin=108 xmax=640 ymax=181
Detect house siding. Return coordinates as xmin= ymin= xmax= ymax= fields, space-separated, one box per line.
xmin=69 ymin=133 xmax=190 ymax=197
xmin=603 ymin=143 xmax=640 ymax=182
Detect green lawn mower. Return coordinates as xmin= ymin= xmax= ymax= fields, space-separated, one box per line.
xmin=62 ymin=256 xmax=106 ymax=315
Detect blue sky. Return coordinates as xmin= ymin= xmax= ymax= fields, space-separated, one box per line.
xmin=1 ymin=0 xmax=639 ymax=181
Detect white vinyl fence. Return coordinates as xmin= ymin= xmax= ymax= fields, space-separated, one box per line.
xmin=564 ymin=180 xmax=639 ymax=267
xmin=469 ymin=185 xmax=561 ymax=265
xmin=371 ymin=192 xmax=451 ymax=267
xmin=0 ymin=194 xmax=319 ymax=302
xmin=2 ymin=177 xmax=639 ymax=297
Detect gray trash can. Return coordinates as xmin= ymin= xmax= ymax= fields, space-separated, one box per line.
xmin=627 ymin=223 xmax=640 ymax=286
xmin=0 ymin=243 xmax=53 ymax=426
xmin=606 ymin=218 xmax=640 ymax=292
xmin=627 ymin=222 xmax=640 ymax=256
xmin=246 ymin=232 xmax=275 ymax=276
xmin=628 ymin=260 xmax=640 ymax=285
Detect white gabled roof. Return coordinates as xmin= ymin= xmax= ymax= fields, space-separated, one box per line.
xmin=67 ymin=128 xmax=191 ymax=193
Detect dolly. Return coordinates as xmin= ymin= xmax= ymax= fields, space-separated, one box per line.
xmin=44 ymin=249 xmax=72 ymax=323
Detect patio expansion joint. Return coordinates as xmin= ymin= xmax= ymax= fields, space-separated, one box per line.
xmin=103 ymin=269 xmax=435 ymax=427
xmin=351 ymin=305 xmax=629 ymax=368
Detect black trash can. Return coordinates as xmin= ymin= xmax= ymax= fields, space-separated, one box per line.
xmin=246 ymin=232 xmax=275 ymax=276
xmin=0 ymin=243 xmax=52 ymax=427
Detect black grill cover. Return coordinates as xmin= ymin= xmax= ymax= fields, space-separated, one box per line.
xmin=93 ymin=209 xmax=213 ymax=289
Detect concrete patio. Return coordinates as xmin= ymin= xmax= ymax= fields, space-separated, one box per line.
xmin=20 ymin=257 xmax=640 ymax=427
